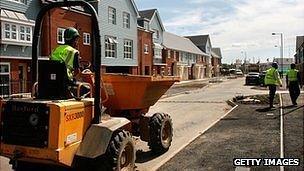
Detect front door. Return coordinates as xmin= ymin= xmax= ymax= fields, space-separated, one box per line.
xmin=18 ymin=64 xmax=27 ymax=93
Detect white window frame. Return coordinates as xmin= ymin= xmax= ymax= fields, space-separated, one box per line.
xmin=2 ymin=22 xmax=32 ymax=43
xmin=105 ymin=36 xmax=117 ymax=58
xmin=57 ymin=28 xmax=65 ymax=44
xmin=154 ymin=48 xmax=162 ymax=59
xmin=167 ymin=50 xmax=171 ymax=58
xmin=143 ymin=21 xmax=149 ymax=30
xmin=124 ymin=39 xmax=133 ymax=59
xmin=123 ymin=12 xmax=130 ymax=29
xmin=0 ymin=63 xmax=11 ymax=97
xmin=153 ymin=29 xmax=159 ymax=39
xmin=83 ymin=32 xmax=91 ymax=45
xmin=144 ymin=44 xmax=149 ymax=54
xmin=108 ymin=7 xmax=116 ymax=25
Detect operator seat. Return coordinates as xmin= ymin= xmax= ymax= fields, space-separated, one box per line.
xmin=37 ymin=60 xmax=69 ymax=99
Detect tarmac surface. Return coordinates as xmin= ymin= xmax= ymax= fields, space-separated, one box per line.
xmin=159 ymin=93 xmax=303 ymax=171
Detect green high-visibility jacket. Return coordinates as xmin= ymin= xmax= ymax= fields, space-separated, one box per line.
xmin=265 ymin=67 xmax=282 ymax=86
xmin=286 ymin=69 xmax=298 ymax=82
xmin=50 ymin=45 xmax=79 ymax=80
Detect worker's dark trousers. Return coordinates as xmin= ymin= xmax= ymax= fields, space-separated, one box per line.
xmin=288 ymin=81 xmax=300 ymax=105
xmin=268 ymin=85 xmax=277 ymax=107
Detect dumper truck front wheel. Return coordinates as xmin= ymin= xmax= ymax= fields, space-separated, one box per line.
xmin=106 ymin=130 xmax=135 ymax=171
xmin=148 ymin=113 xmax=173 ymax=153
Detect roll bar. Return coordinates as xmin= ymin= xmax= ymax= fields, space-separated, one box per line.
xmin=31 ymin=0 xmax=102 ymax=124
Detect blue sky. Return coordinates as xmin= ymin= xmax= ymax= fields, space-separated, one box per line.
xmin=134 ymin=0 xmax=304 ymax=63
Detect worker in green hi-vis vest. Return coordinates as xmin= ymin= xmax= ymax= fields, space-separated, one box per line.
xmin=50 ymin=27 xmax=81 ymax=82
xmin=265 ymin=62 xmax=282 ymax=108
xmin=286 ymin=63 xmax=302 ymax=106
xmin=50 ymin=27 xmax=89 ymax=97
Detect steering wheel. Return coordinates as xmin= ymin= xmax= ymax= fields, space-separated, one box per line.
xmin=79 ymin=60 xmax=92 ymax=71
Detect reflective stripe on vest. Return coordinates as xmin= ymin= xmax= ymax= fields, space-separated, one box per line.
xmin=50 ymin=45 xmax=78 ymax=80
xmin=287 ymin=69 xmax=298 ymax=82
xmin=265 ymin=67 xmax=277 ymax=85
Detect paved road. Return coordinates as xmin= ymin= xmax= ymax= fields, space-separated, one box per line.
xmin=0 ymin=77 xmax=266 ymax=171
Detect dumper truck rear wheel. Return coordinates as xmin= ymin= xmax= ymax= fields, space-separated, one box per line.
xmin=148 ymin=113 xmax=173 ymax=153
xmin=106 ymin=130 xmax=135 ymax=171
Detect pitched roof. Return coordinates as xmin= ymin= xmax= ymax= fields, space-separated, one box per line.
xmin=139 ymin=9 xmax=157 ymax=20
xmin=296 ymin=36 xmax=304 ymax=50
xmin=185 ymin=35 xmax=210 ymax=47
xmin=212 ymin=48 xmax=222 ymax=58
xmin=163 ymin=32 xmax=207 ymax=56
xmin=139 ymin=9 xmax=165 ymax=31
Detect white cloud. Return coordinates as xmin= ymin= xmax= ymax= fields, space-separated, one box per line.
xmin=163 ymin=0 xmax=304 ymax=63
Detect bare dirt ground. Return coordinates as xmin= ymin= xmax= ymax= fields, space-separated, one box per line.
xmin=159 ymin=93 xmax=304 ymax=171
xmin=282 ymin=94 xmax=304 ymax=171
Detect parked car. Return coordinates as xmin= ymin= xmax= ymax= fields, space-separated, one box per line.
xmin=259 ymin=71 xmax=266 ymax=86
xmin=245 ymin=72 xmax=260 ymax=85
xmin=235 ymin=69 xmax=243 ymax=76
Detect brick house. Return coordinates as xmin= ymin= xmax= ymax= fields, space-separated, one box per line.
xmin=163 ymin=32 xmax=207 ymax=80
xmin=137 ymin=18 xmax=153 ymax=75
xmin=40 ymin=7 xmax=93 ymax=64
xmin=186 ymin=35 xmax=213 ymax=78
xmin=211 ymin=48 xmax=222 ymax=77
xmin=0 ymin=0 xmax=41 ymax=97
xmin=138 ymin=9 xmax=166 ymax=76
xmin=295 ymin=36 xmax=304 ymax=85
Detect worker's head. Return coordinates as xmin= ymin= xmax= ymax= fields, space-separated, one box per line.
xmin=64 ymin=27 xmax=80 ymax=47
xmin=290 ymin=63 xmax=296 ymax=69
xmin=272 ymin=62 xmax=278 ymax=69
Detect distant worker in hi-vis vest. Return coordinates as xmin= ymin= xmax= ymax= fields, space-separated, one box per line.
xmin=265 ymin=62 xmax=282 ymax=108
xmin=50 ymin=27 xmax=80 ymax=82
xmin=286 ymin=63 xmax=302 ymax=106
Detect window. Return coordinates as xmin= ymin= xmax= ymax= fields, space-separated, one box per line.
xmin=144 ymin=44 xmax=149 ymax=54
xmin=143 ymin=21 xmax=149 ymax=30
xmin=83 ymin=33 xmax=91 ymax=45
xmin=19 ymin=26 xmax=31 ymax=42
xmin=154 ymin=48 xmax=162 ymax=59
xmin=0 ymin=63 xmax=10 ymax=97
xmin=153 ymin=29 xmax=159 ymax=39
xmin=124 ymin=39 xmax=133 ymax=59
xmin=167 ymin=50 xmax=171 ymax=58
xmin=57 ymin=28 xmax=65 ymax=44
xmin=123 ymin=12 xmax=130 ymax=28
xmin=108 ymin=7 xmax=116 ymax=25
xmin=2 ymin=22 xmax=32 ymax=43
xmin=105 ymin=36 xmax=117 ymax=58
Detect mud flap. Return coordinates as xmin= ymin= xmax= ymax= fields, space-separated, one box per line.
xmin=76 ymin=117 xmax=130 ymax=158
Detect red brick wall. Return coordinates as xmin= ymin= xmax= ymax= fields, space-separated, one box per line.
xmin=1 ymin=59 xmax=31 ymax=94
xmin=137 ymin=28 xmax=153 ymax=75
xmin=41 ymin=8 xmax=92 ymax=62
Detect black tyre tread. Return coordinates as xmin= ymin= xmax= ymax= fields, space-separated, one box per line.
xmin=107 ymin=130 xmax=135 ymax=171
xmin=148 ymin=113 xmax=173 ymax=153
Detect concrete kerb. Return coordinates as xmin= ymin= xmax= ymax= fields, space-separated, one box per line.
xmin=151 ymin=100 xmax=239 ymax=171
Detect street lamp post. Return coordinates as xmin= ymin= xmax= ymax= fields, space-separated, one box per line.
xmin=272 ymin=32 xmax=284 ymax=77
xmin=241 ymin=51 xmax=247 ymax=73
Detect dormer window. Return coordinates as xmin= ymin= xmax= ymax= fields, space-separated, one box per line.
xmin=143 ymin=21 xmax=149 ymax=30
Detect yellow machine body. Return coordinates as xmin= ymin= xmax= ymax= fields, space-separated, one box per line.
xmin=0 ymin=98 xmax=94 ymax=167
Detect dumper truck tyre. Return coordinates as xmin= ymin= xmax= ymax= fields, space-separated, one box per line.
xmin=106 ymin=130 xmax=135 ymax=171
xmin=148 ymin=113 xmax=173 ymax=153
